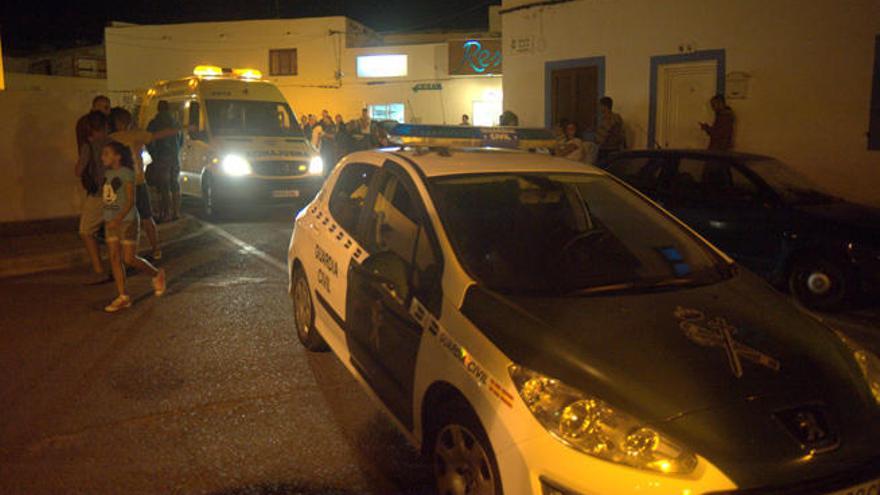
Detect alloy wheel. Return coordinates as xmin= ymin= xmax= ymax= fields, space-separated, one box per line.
xmin=434 ymin=424 xmax=497 ymax=495
xmin=294 ymin=274 xmax=313 ymax=339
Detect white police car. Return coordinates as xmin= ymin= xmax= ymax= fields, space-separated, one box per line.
xmin=288 ymin=125 xmax=880 ymax=495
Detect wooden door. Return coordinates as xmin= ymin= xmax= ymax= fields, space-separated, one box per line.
xmin=551 ymin=66 xmax=599 ymax=135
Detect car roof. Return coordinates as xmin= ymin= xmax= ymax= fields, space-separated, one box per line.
xmin=365 ymin=147 xmax=606 ymax=178
xmin=610 ymin=149 xmax=773 ymax=162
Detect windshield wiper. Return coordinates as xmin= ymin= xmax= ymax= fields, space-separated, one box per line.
xmin=567 ymin=277 xmax=706 ymax=296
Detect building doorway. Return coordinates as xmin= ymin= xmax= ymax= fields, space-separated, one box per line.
xmin=472 ymin=100 xmax=502 ymax=126
xmin=545 ymin=57 xmax=605 ymax=139
xmin=649 ymin=50 xmax=725 ymax=149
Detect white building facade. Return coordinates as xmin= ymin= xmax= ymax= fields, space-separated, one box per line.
xmin=105 ymin=16 xmax=504 ymax=126
xmin=501 ymin=0 xmax=880 ymax=205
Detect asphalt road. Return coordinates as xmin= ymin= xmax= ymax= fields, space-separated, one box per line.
xmin=1 ymin=200 xmax=878 ymax=495
xmin=0 ymin=201 xmax=432 ymax=495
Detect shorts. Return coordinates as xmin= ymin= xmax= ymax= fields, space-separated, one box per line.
xmin=135 ymin=183 xmax=153 ymax=220
xmin=105 ymin=219 xmax=140 ymax=245
xmin=79 ymin=194 xmax=104 ymax=236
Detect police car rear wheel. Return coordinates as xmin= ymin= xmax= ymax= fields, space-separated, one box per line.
xmin=431 ymin=400 xmax=502 ymax=495
xmin=292 ymin=266 xmax=328 ymax=351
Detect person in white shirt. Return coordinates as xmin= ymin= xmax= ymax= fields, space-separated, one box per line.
xmin=556 ymin=122 xmax=587 ymax=162
xmin=311 ymin=121 xmax=324 ymax=151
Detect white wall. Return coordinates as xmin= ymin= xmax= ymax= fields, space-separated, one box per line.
xmin=0 ymin=74 xmax=112 ymax=222
xmin=502 ymin=0 xmax=880 ymax=206
xmin=106 ymin=17 xmax=349 ymax=91
xmin=105 ymin=18 xmax=503 ymax=125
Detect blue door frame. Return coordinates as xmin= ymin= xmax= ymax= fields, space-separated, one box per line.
xmin=545 ymin=56 xmax=605 ymax=139
xmin=647 ymin=50 xmax=726 ymax=148
xmin=869 ymin=35 xmax=880 ymax=150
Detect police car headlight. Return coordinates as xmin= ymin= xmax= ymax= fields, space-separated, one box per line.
xmin=835 ymin=331 xmax=880 ymax=405
xmin=509 ymin=365 xmax=697 ymax=475
xmin=221 ymin=154 xmax=252 ymax=176
xmin=308 ymin=156 xmax=324 ymax=175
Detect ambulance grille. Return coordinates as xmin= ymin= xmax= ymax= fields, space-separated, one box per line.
xmin=251 ymin=161 xmax=308 ymax=177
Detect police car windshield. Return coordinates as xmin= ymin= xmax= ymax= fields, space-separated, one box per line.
xmin=429 ymin=173 xmax=729 ymax=295
xmin=206 ymin=100 xmax=303 ymax=137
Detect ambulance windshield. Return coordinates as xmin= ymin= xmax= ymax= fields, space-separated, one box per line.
xmin=206 ymin=100 xmax=303 ymax=138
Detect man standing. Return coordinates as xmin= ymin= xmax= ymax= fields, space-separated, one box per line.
xmin=700 ymin=95 xmax=735 ymax=151
xmin=595 ymin=96 xmax=625 ymax=163
xmin=352 ymin=108 xmax=374 ymax=151
xmin=110 ymin=107 xmax=183 ymax=259
xmin=147 ymin=101 xmax=183 ymax=221
xmin=75 ymin=111 xmax=111 ymax=283
xmin=76 ymin=95 xmax=110 ymax=151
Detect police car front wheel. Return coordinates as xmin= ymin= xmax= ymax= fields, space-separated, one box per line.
xmin=430 ymin=399 xmax=502 ymax=495
xmin=292 ymin=266 xmax=328 ymax=351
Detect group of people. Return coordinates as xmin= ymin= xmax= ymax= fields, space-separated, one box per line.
xmin=554 ymin=94 xmax=735 ymax=164
xmin=553 ymin=96 xmax=627 ymax=164
xmin=75 ymin=95 xmax=184 ymax=313
xmin=301 ymin=108 xmax=393 ymax=173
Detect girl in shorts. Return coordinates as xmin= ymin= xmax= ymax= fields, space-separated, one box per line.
xmin=101 ymin=141 xmax=166 ymax=312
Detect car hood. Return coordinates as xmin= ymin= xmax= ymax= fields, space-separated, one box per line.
xmin=792 ymin=200 xmax=880 ymax=240
xmin=462 ymin=271 xmax=880 ymax=486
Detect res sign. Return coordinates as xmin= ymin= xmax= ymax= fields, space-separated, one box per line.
xmin=449 ymin=39 xmax=502 ymax=76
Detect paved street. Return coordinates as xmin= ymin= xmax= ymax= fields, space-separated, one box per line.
xmin=1 ymin=201 xmax=878 ymax=495
xmin=0 ymin=201 xmax=432 ymax=495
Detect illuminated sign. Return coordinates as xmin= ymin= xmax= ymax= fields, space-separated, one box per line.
xmin=357 ymin=55 xmax=408 ymax=78
xmin=0 ymin=34 xmax=5 ymax=91
xmin=449 ymin=39 xmax=502 ymax=76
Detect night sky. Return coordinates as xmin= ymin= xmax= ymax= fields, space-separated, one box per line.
xmin=1 ymin=0 xmax=500 ymax=53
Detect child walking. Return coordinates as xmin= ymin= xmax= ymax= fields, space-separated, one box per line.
xmin=101 ymin=141 xmax=166 ymax=312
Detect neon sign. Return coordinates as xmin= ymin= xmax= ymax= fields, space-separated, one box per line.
xmin=449 ymin=39 xmax=502 ymax=76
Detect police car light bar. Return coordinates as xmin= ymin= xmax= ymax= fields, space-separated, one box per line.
xmin=389 ymin=124 xmax=556 ymax=151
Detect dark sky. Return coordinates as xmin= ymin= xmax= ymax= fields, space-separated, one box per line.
xmin=1 ymin=0 xmax=499 ymax=53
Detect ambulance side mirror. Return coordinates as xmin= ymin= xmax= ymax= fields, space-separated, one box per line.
xmin=188 ymin=102 xmax=202 ymax=140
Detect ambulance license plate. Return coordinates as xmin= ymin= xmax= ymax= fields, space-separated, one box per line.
xmin=272 ymin=190 xmax=300 ymax=198
xmin=827 ymin=478 xmax=880 ymax=495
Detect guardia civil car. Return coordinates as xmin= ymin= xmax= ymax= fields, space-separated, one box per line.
xmin=287 ymin=126 xmax=880 ymax=495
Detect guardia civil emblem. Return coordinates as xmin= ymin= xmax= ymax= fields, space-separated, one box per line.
xmin=675 ymin=306 xmax=780 ymax=378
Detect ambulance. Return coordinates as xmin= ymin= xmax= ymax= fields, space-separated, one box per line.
xmin=139 ymin=65 xmax=324 ymax=217
xmin=287 ymin=125 xmax=880 ymax=495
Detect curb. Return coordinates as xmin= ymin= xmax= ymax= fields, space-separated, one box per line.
xmin=0 ymin=215 xmax=204 ymax=279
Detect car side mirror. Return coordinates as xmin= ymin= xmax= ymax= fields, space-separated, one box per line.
xmin=360 ymin=251 xmax=410 ymax=303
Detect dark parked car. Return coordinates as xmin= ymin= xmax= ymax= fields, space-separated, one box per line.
xmin=600 ymin=149 xmax=880 ymax=310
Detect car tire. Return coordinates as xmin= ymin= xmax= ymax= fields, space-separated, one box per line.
xmin=788 ymin=254 xmax=849 ymax=312
xmin=428 ymin=398 xmax=503 ymax=495
xmin=202 ymin=175 xmax=223 ymax=220
xmin=292 ymin=265 xmax=328 ymax=352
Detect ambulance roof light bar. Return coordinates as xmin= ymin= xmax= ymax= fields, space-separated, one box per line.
xmin=193 ymin=65 xmax=263 ymax=80
xmin=388 ymin=124 xmax=556 ymax=152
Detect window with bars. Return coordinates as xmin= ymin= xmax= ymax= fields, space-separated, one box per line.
xmin=269 ymin=49 xmax=298 ymax=76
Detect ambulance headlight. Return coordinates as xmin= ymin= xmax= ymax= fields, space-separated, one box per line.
xmin=221 ymin=154 xmax=252 ymax=176
xmin=308 ymin=156 xmax=324 ymax=175
xmin=509 ymin=365 xmax=697 ymax=475
xmin=835 ymin=331 xmax=880 ymax=405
